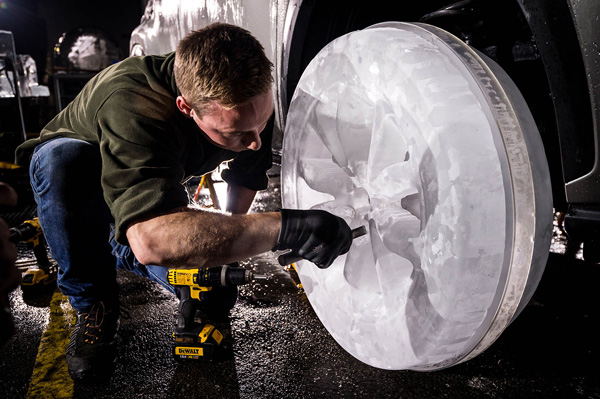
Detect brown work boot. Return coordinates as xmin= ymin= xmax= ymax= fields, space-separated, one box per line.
xmin=66 ymin=301 xmax=119 ymax=383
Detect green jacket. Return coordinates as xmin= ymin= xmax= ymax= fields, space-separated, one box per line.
xmin=16 ymin=53 xmax=273 ymax=244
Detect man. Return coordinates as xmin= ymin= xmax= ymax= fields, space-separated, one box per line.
xmin=15 ymin=23 xmax=352 ymax=382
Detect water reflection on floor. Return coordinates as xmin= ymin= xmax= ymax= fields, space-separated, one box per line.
xmin=551 ymin=212 xmax=583 ymax=259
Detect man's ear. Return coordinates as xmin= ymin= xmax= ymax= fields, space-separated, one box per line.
xmin=176 ymin=96 xmax=193 ymax=118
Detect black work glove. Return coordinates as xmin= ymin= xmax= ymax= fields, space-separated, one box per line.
xmin=273 ymin=209 xmax=353 ymax=269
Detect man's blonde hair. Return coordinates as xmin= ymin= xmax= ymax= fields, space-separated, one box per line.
xmin=174 ymin=23 xmax=274 ymax=115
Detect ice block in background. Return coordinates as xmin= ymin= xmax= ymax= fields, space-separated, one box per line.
xmin=281 ymin=22 xmax=552 ymax=370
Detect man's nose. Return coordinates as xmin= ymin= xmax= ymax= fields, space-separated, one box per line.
xmin=244 ymin=130 xmax=262 ymax=151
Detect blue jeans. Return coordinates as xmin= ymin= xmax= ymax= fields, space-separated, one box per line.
xmin=29 ymin=137 xmax=174 ymax=310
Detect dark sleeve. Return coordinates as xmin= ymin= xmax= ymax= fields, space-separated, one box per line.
xmin=96 ymin=89 xmax=189 ymax=245
xmin=221 ymin=114 xmax=274 ymax=191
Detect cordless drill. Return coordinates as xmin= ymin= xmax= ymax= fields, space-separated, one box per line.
xmin=9 ymin=217 xmax=57 ymax=291
xmin=167 ymin=263 xmax=266 ymax=362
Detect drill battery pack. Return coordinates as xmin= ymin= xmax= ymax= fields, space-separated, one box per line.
xmin=172 ymin=323 xmax=223 ymax=362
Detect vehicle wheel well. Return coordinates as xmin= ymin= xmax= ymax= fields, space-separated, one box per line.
xmin=286 ymin=0 xmax=592 ymax=211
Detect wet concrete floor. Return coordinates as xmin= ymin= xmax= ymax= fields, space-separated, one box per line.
xmin=1 ymin=175 xmax=599 ymax=398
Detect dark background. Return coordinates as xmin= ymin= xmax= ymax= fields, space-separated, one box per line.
xmin=0 ymin=0 xmax=145 ymax=79
xmin=0 ymin=0 xmax=145 ymax=145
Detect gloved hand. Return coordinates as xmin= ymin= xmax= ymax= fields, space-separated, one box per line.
xmin=273 ymin=209 xmax=352 ymax=269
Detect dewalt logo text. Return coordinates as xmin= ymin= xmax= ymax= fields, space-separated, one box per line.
xmin=175 ymin=347 xmax=203 ymax=356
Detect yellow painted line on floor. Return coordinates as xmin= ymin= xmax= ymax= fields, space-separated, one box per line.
xmin=26 ymin=288 xmax=75 ymax=399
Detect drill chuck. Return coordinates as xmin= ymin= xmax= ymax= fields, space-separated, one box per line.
xmin=9 ymin=221 xmax=40 ymax=243
xmin=196 ymin=264 xmax=265 ymax=286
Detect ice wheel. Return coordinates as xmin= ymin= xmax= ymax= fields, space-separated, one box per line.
xmin=281 ymin=22 xmax=553 ymax=370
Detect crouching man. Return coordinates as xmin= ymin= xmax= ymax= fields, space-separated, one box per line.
xmin=15 ymin=23 xmax=351 ymax=383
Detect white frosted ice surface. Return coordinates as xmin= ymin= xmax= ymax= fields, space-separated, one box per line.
xmin=281 ymin=24 xmax=515 ymax=370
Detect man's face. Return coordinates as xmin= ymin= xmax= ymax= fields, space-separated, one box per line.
xmin=178 ymin=90 xmax=274 ymax=152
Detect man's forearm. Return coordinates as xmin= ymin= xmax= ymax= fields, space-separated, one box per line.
xmin=126 ymin=207 xmax=281 ymax=269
